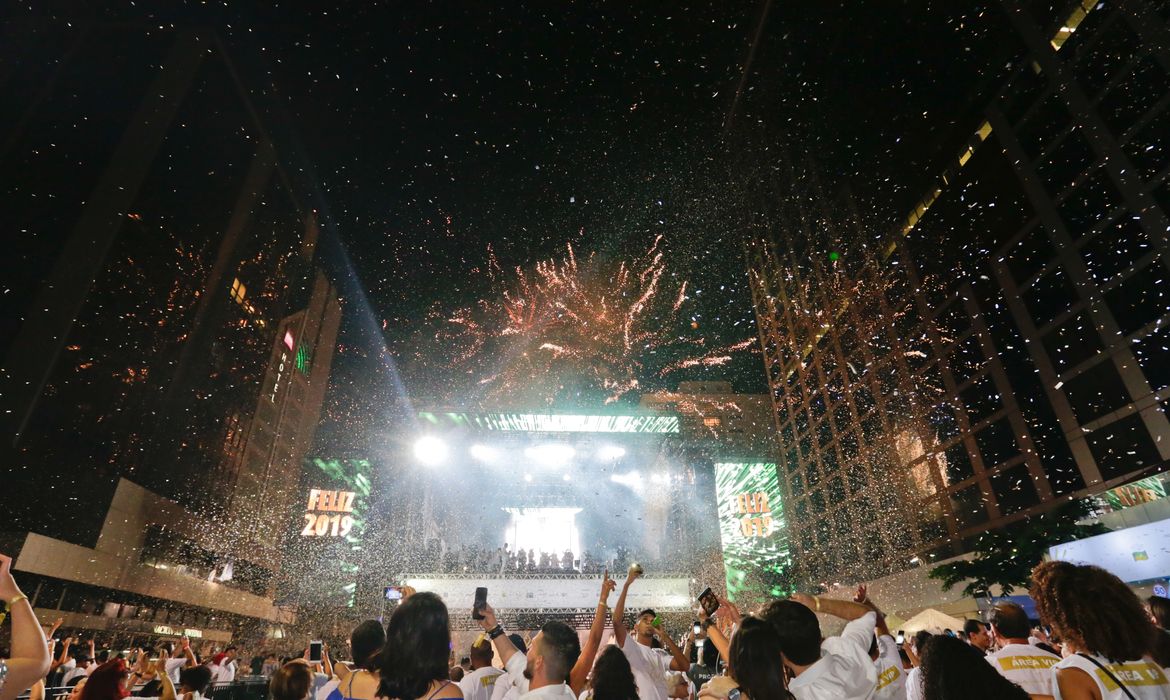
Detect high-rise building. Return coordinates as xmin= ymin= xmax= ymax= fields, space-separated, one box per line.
xmin=749 ymin=0 xmax=1170 ymax=585
xmin=0 ymin=23 xmax=341 ymax=644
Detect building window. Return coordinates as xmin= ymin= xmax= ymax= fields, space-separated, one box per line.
xmin=230 ymin=277 xmax=247 ymax=305
xmin=1042 ymin=311 xmax=1104 ymax=372
xmin=950 ymin=483 xmax=990 ymax=530
xmin=1025 ymin=265 xmax=1078 ymax=326
xmin=990 ymin=464 xmax=1041 ymax=516
xmin=1085 ymin=412 xmax=1163 ymax=480
xmin=1104 ymin=262 xmax=1167 ymax=336
xmin=1062 ymin=358 xmax=1133 ymax=423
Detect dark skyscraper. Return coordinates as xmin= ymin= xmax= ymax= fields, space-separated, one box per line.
xmin=1 ymin=24 xmax=341 ymax=641
xmin=750 ymin=0 xmax=1170 ymax=585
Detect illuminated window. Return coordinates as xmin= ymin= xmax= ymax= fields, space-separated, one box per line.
xmin=230 ymin=278 xmax=247 ymax=305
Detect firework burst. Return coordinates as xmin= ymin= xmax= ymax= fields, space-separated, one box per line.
xmin=420 ymin=237 xmax=754 ymax=405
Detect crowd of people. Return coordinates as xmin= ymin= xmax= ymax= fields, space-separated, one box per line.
xmin=426 ymin=543 xmax=664 ymax=577
xmin=5 ymin=551 xmax=1170 ymax=700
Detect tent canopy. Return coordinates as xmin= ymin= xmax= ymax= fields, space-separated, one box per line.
xmin=899 ymin=608 xmax=967 ymax=635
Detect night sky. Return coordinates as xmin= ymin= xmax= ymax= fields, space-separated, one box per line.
xmin=39 ymin=1 xmax=1015 ymax=427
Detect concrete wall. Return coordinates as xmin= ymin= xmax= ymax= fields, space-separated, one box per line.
xmin=15 ymin=478 xmax=293 ymax=624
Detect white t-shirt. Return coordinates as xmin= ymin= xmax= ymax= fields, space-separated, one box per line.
xmin=459 ymin=666 xmax=504 ymax=700
xmin=986 ymin=643 xmax=1059 ymax=695
xmin=1053 ymin=653 xmax=1170 ymax=700
xmin=619 ymin=636 xmax=673 ymax=700
xmin=904 ymin=667 xmax=922 ymax=700
xmin=493 ymin=651 xmax=530 ymax=700
xmin=873 ymin=636 xmax=906 ymax=699
xmin=63 ymin=664 xmax=92 ymax=685
xmin=165 ymin=657 xmax=187 ymax=684
xmin=210 ymin=661 xmax=236 ymax=684
xmin=786 ymin=611 xmax=879 ymax=700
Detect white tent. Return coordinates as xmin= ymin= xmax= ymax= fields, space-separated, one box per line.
xmin=899 ymin=608 xmax=967 ymax=635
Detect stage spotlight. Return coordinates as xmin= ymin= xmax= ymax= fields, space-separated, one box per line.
xmin=562 ymin=473 xmax=571 ymax=481
xmin=598 ymin=445 xmax=626 ymax=460
xmin=413 ymin=435 xmax=448 ymax=465
xmin=470 ymin=444 xmax=498 ymax=462
xmin=610 ymin=471 xmax=642 ymax=488
xmin=525 ymin=443 xmax=575 ymax=466
xmin=524 ymin=473 xmax=533 ymax=482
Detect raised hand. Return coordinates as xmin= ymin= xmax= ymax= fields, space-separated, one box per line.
xmin=715 ymin=596 xmax=742 ymax=625
xmin=600 ymin=569 xmax=616 ymax=601
xmin=853 ymin=584 xmax=868 ymax=604
xmin=477 ymin=602 xmax=498 ymax=631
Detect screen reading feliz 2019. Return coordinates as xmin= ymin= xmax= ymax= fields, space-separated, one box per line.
xmin=715 ymin=462 xmax=793 ymax=604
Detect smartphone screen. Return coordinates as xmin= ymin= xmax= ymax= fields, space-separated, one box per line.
xmin=692 ymin=622 xmax=702 ymax=635
xmin=309 ymin=641 xmax=323 ymax=662
xmin=384 ymin=586 xmax=403 ymax=601
xmin=472 ymin=587 xmax=488 ymax=620
xmin=697 ymin=587 xmax=720 ymax=617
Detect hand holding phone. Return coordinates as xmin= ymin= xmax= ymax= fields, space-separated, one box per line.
xmin=309 ymin=640 xmax=323 ymax=663
xmin=697 ymin=587 xmax=720 ymax=617
xmin=472 ymin=587 xmax=488 ymax=620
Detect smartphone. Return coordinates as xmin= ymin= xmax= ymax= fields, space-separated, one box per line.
xmin=384 ymin=586 xmax=403 ymax=601
xmin=653 ymin=615 xmax=662 ymax=627
xmin=895 ymin=631 xmax=905 ymax=645
xmin=309 ymin=641 xmax=323 ymax=663
xmin=692 ymin=622 xmax=702 ymax=635
xmin=697 ymin=587 xmax=720 ymax=617
xmin=472 ymin=587 xmax=488 ymax=620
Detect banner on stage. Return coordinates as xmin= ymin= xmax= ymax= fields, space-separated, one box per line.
xmin=401 ymin=575 xmax=691 ymax=611
xmin=714 ymin=462 xmax=793 ymax=604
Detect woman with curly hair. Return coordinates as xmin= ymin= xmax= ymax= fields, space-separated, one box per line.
xmin=918 ymin=635 xmax=1029 ymax=700
xmin=583 ymin=646 xmax=638 ymax=700
xmin=1148 ymin=596 xmax=1170 ymax=672
xmin=1031 ymin=560 xmax=1170 ymax=699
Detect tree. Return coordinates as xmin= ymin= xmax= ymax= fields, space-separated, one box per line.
xmin=928 ymin=500 xmax=1108 ymax=601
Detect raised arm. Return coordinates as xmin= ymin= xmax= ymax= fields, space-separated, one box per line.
xmin=477 ymin=603 xmax=519 ymax=666
xmin=322 ymin=644 xmax=334 ymax=679
xmin=853 ymin=584 xmax=892 ymax=638
xmin=654 ymin=621 xmax=690 ymax=672
xmin=570 ymin=570 xmax=616 ymax=694
xmin=790 ymin=593 xmax=871 ymax=621
xmin=0 ymin=553 xmax=51 ymax=700
xmin=612 ymin=568 xmax=640 ymax=648
xmin=158 ymin=651 xmax=178 ymax=700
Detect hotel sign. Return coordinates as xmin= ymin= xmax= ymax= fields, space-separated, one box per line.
xmin=153 ymin=625 xmax=203 ymax=638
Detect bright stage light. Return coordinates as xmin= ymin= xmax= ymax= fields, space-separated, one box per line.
xmin=503 ymin=507 xmax=582 ymax=560
xmin=469 ymin=444 xmax=498 ymax=462
xmin=598 ymin=445 xmax=626 ymax=460
xmin=562 ymin=473 xmax=571 ymax=481
xmin=525 ymin=443 xmax=575 ymax=466
xmin=413 ymin=436 xmax=448 ymax=465
xmin=610 ymin=471 xmax=642 ymax=488
xmin=524 ymin=473 xmax=533 ymax=482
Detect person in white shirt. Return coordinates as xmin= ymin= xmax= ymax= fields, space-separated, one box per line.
xmin=902 ymin=631 xmax=932 ymax=700
xmin=477 ymin=611 xmax=580 ymax=700
xmin=483 ymin=571 xmax=616 ymax=700
xmin=1031 ymin=561 xmax=1170 ymax=700
xmin=985 ymin=601 xmax=1059 ymax=695
xmin=611 ymin=568 xmax=690 ymax=700
xmin=850 ymin=585 xmax=906 ymax=700
xmin=62 ymin=655 xmax=93 ymax=686
xmin=458 ymin=639 xmax=503 ymax=700
xmin=760 ymin=592 xmax=878 ymax=700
